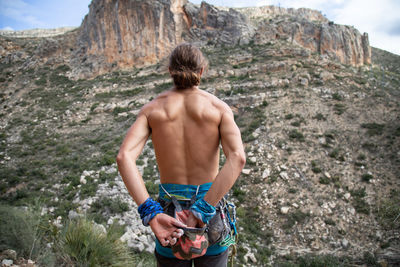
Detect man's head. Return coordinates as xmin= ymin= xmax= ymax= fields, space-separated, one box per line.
xmin=168 ymin=43 xmax=208 ymax=90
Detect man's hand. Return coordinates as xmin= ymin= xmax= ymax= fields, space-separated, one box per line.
xmin=185 ymin=210 xmax=205 ymax=228
xmin=149 ymin=213 xmax=186 ymax=246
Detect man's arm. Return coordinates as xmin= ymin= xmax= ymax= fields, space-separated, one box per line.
xmin=116 ymin=110 xmax=151 ymax=205
xmin=203 ymin=107 xmax=246 ymax=206
xmin=116 ymin=109 xmax=185 ymax=246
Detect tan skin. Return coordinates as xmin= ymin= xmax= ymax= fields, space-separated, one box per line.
xmin=116 ymin=68 xmax=246 ymax=247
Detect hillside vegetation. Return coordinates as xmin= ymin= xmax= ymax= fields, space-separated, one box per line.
xmin=0 ymin=24 xmax=399 ymax=267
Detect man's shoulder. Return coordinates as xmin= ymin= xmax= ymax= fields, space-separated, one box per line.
xmin=139 ymin=92 xmax=169 ymax=115
xmin=199 ymin=90 xmax=231 ymax=113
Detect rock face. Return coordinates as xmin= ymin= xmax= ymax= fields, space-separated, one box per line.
xmin=72 ymin=0 xmax=179 ymax=78
xmin=253 ymin=13 xmax=371 ymax=66
xmin=238 ymin=5 xmax=329 ymax=22
xmin=183 ymin=2 xmax=255 ymax=45
xmin=71 ymin=0 xmax=371 ymax=77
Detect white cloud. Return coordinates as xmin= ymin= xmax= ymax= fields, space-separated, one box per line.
xmin=1 ymin=26 xmax=14 ymax=31
xmin=0 ymin=0 xmax=46 ymax=28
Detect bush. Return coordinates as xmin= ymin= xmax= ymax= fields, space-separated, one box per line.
xmin=297 ymin=253 xmax=351 ymax=267
xmin=333 ymin=103 xmax=346 ymax=115
xmin=376 ymin=189 xmax=400 ymax=230
xmin=288 ymin=129 xmax=305 ymax=142
xmin=361 ymin=123 xmax=385 ymax=136
xmin=313 ymin=113 xmax=326 ymax=121
xmin=361 ymin=173 xmax=373 ymax=183
xmin=0 ymin=204 xmax=54 ymax=263
xmin=57 ymin=218 xmax=136 ymax=266
xmin=282 ymin=210 xmax=310 ymax=230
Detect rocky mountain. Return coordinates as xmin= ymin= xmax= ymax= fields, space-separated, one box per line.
xmin=0 ymin=0 xmax=399 ymax=266
xmin=71 ymin=0 xmax=370 ymax=78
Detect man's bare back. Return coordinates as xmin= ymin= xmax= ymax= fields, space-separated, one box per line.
xmin=142 ymin=88 xmax=228 ymax=185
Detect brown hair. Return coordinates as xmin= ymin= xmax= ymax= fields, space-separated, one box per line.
xmin=168 ymin=43 xmax=208 ymax=90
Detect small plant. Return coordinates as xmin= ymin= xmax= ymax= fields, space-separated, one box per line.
xmin=288 ymin=129 xmax=305 ymax=141
xmin=296 ymin=253 xmax=351 ymax=267
xmin=358 ymin=154 xmax=366 ymax=160
xmin=319 ymin=176 xmax=330 ymax=184
xmin=332 ymin=92 xmax=343 ymax=100
xmin=361 ymin=173 xmax=373 ymax=183
xmin=324 ymin=218 xmax=336 ymax=226
xmin=288 ymin=188 xmax=297 ymax=194
xmin=362 ymin=142 xmax=377 ymax=152
xmin=329 ymin=147 xmax=345 ymax=161
xmin=350 ymin=187 xmax=370 ymax=214
xmin=333 ymin=103 xmax=346 ymax=115
xmin=0 ymin=204 xmax=53 ymax=263
xmin=57 ymin=218 xmax=136 ymax=266
xmin=112 ymin=106 xmax=130 ymax=116
xmin=282 ymin=210 xmax=310 ymax=230
xmin=376 ymin=189 xmax=400 ymax=230
xmin=285 ymin=113 xmax=294 ymax=120
xmin=311 ymin=160 xmax=322 ymax=173
xmin=361 ymin=123 xmax=385 ymax=136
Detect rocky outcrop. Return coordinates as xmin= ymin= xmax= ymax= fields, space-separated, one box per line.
xmin=238 ymin=5 xmax=328 ymax=23
xmin=71 ymin=0 xmax=180 ymax=78
xmin=70 ymin=0 xmax=371 ymax=77
xmin=253 ymin=15 xmax=371 ymax=66
xmin=0 ymin=27 xmax=77 ymax=38
xmin=183 ymin=2 xmax=255 ymax=45
xmin=71 ymin=0 xmax=255 ymax=78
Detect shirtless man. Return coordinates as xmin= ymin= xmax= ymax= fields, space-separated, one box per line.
xmin=116 ymin=43 xmax=246 ymax=266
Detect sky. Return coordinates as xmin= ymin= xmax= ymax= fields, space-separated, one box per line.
xmin=0 ymin=0 xmax=399 ymax=55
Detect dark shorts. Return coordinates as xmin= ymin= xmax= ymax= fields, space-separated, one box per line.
xmin=155 ymin=248 xmax=229 ymax=267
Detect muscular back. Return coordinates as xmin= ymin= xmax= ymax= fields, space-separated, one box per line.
xmin=143 ymin=88 xmax=228 ymax=185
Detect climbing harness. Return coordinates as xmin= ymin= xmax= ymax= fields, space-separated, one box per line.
xmin=158 ymin=184 xmax=238 ymax=262
xmin=160 ymin=184 xmax=209 ymax=260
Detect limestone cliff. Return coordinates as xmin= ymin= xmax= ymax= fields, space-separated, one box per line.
xmin=71 ymin=0 xmax=371 ymax=78
xmin=72 ymin=0 xmax=180 ymax=78
xmin=253 ymin=15 xmax=371 ymax=66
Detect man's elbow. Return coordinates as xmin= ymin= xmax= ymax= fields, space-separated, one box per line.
xmin=116 ymin=150 xmax=128 ymax=164
xmin=231 ymin=150 xmax=246 ymax=169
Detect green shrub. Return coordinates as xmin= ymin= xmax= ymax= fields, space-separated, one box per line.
xmin=90 ymin=197 xmax=130 ymax=215
xmin=112 ymin=106 xmax=130 ymax=116
xmin=329 ymin=147 xmax=345 ymax=161
xmin=361 ymin=173 xmax=373 ymax=183
xmin=57 ymin=218 xmax=136 ymax=266
xmin=297 ymin=253 xmax=351 ymax=267
xmin=282 ymin=210 xmax=310 ymax=230
xmin=0 ymin=205 xmax=53 ymax=263
xmin=350 ymin=187 xmax=370 ymax=214
xmin=35 ymin=76 xmax=47 ymax=86
xmin=333 ymin=103 xmax=346 ymax=115
xmin=332 ymin=92 xmax=343 ymax=101
xmin=285 ymin=114 xmax=294 ymax=120
xmin=376 ymin=189 xmax=400 ymax=230
xmin=288 ymin=129 xmax=305 ymax=141
xmin=319 ymin=176 xmax=330 ymax=184
xmin=311 ymin=160 xmax=322 ymax=173
xmin=361 ymin=123 xmax=385 ymax=136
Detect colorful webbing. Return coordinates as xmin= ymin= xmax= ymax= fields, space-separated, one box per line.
xmin=226 ymin=202 xmax=237 ymax=236
xmin=138 ymin=197 xmax=163 ymax=226
xmin=190 ymin=198 xmax=216 ymax=224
